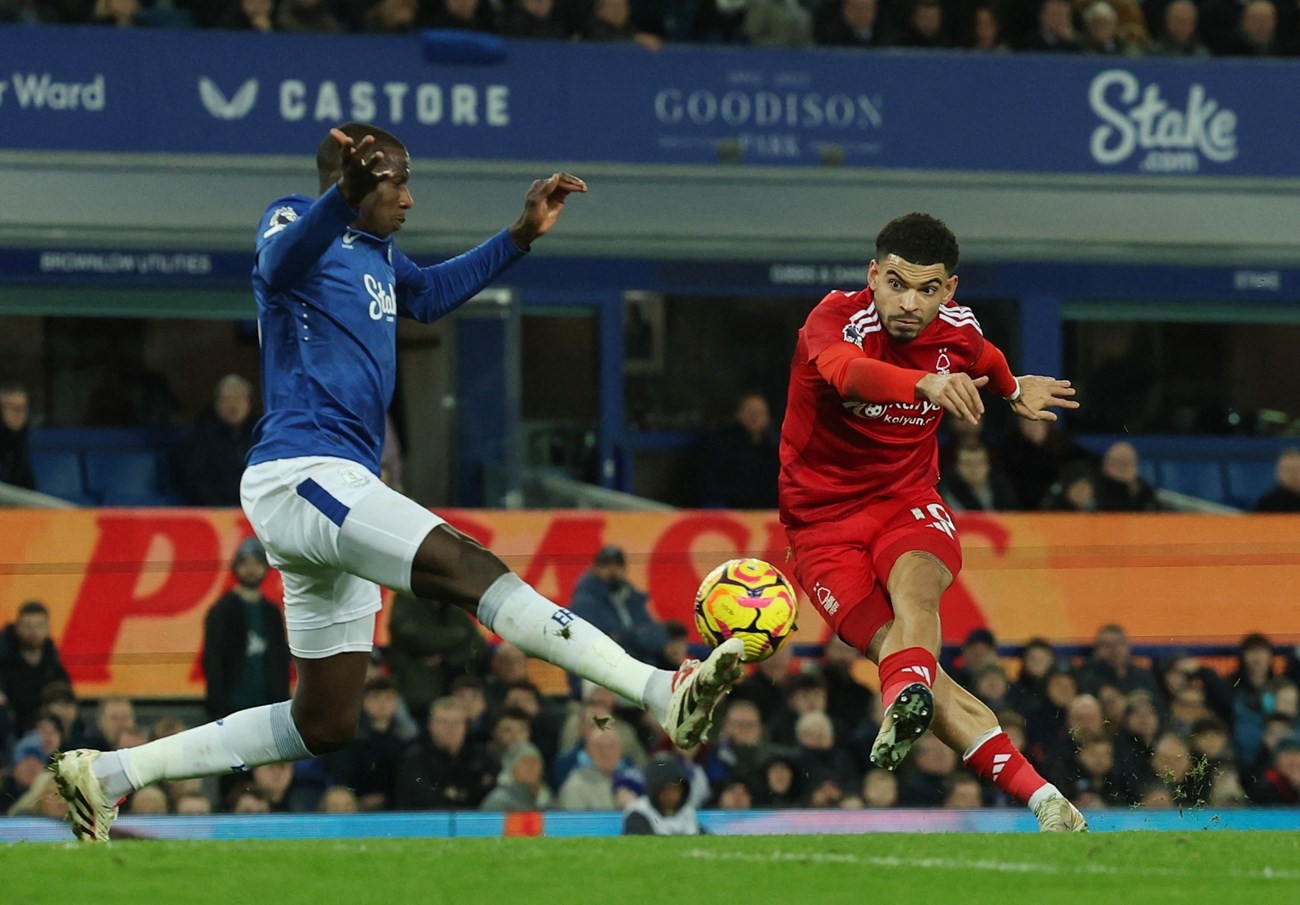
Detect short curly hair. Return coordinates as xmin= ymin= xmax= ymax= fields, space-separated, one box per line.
xmin=875 ymin=212 xmax=959 ymax=274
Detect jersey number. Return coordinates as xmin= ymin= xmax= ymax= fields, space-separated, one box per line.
xmin=911 ymin=503 xmax=955 ymax=538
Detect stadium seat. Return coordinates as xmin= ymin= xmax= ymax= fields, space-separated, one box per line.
xmin=29 ymin=450 xmax=95 ymax=504
xmin=1158 ymin=459 xmax=1227 ymax=504
xmin=1224 ymin=460 xmax=1276 ymax=511
xmin=84 ymin=450 xmax=166 ymax=504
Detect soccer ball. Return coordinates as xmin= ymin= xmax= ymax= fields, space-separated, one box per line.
xmin=694 ymin=558 xmax=798 ymax=663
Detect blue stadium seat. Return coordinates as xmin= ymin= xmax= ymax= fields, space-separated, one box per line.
xmin=29 ymin=450 xmax=95 ymax=504
xmin=1224 ymin=460 xmax=1277 ymax=511
xmin=1158 ymin=459 xmax=1227 ymax=504
xmin=84 ymin=450 xmax=165 ymax=503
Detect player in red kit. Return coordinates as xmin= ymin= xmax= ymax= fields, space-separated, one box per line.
xmin=779 ymin=213 xmax=1088 ymax=832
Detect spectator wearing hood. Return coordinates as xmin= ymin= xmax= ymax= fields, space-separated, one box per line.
xmin=480 ymin=741 xmax=552 ymax=812
xmin=622 ymin=754 xmax=701 ymax=835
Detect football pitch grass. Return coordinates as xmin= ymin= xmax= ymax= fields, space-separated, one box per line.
xmin=5 ymin=832 xmax=1300 ymax=905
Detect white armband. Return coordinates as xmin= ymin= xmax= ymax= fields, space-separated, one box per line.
xmin=1005 ymin=378 xmax=1022 ymax=402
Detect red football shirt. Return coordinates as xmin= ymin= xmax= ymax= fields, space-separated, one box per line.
xmin=779 ymin=287 xmax=1014 ymax=527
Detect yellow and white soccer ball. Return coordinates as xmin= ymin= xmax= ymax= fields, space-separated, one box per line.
xmin=694 ymin=558 xmax=798 ymax=663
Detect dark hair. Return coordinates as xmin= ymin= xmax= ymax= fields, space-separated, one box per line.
xmin=494 ymin=706 xmax=534 ymax=727
xmin=18 ymin=600 xmax=49 ymax=618
xmin=364 ymin=676 xmax=396 ymax=695
xmin=663 ymin=619 xmax=689 ymax=641
xmin=316 ymin=121 xmax=406 ymax=187
xmin=450 ymin=673 xmax=485 ymax=693
xmin=0 ymin=381 xmax=27 ymax=397
xmin=787 ymin=672 xmax=827 ymax=693
xmin=875 ymin=212 xmax=959 ymax=274
xmin=223 ymin=782 xmax=268 ymax=812
xmin=504 ymin=679 xmax=541 ymax=698
xmin=40 ymin=681 xmax=77 ymax=707
xmin=1239 ymin=632 xmax=1274 ymax=654
xmin=1021 ymin=637 xmax=1055 ymax=656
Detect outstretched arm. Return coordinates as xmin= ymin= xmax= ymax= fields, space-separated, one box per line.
xmin=1009 ymin=375 xmax=1079 ymax=422
xmin=507 ymin=172 xmax=587 ymax=250
xmin=398 ymin=172 xmax=588 ymax=322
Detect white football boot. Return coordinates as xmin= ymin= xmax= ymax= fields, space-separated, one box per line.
xmin=1034 ymin=791 xmax=1090 ymax=832
xmin=50 ymin=749 xmax=121 ymax=842
xmin=663 ymin=638 xmax=746 ymax=748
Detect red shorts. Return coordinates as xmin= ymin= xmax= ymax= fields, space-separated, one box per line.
xmin=785 ymin=490 xmax=962 ymax=655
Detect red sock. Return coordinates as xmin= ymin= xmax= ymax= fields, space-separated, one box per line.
xmin=964 ymin=731 xmax=1049 ymax=804
xmin=878 ymin=647 xmax=938 ymax=710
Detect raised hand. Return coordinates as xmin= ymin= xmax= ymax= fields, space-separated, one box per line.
xmin=1010 ymin=375 xmax=1079 ymax=422
xmin=916 ymin=372 xmax=989 ymax=423
xmin=332 ymin=128 xmax=395 ymax=208
xmin=508 ymin=172 xmax=588 ymax=249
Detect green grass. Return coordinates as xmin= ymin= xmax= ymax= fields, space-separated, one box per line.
xmin=4 ymin=833 xmax=1299 ymax=905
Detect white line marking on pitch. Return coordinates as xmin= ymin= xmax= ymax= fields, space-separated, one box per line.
xmin=681 ymin=848 xmax=1300 ymax=882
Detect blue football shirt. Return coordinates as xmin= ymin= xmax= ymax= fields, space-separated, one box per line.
xmin=247 ymin=184 xmax=526 ymax=474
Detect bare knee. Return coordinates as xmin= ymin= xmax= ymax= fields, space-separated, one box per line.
xmin=411 ymin=524 xmax=509 ymax=604
xmin=887 ymin=552 xmax=952 ymax=611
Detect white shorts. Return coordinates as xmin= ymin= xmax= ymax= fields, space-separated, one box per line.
xmin=240 ymin=456 xmax=445 ymax=658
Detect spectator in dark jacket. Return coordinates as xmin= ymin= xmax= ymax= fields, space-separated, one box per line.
xmin=1019 ymin=0 xmax=1080 ymax=51
xmin=568 ymin=546 xmax=667 ymax=666
xmin=814 ymin=0 xmax=884 ymax=47
xmin=1254 ymin=448 xmax=1300 ymax=512
xmin=0 ymin=601 xmax=71 ymax=735
xmin=1075 ymin=623 xmax=1161 ymax=699
xmin=328 ymin=677 xmax=414 ymax=810
xmin=201 ymin=538 xmax=290 ymax=720
xmin=498 ymin=0 xmax=569 ymax=36
xmin=183 ymin=374 xmax=256 ymax=506
xmin=1094 ymin=441 xmax=1161 ymax=511
xmin=1249 ymin=736 xmax=1300 ymax=805
xmin=0 ymin=382 xmax=35 ymax=491
xmin=940 ymin=444 xmax=1020 ymax=513
xmin=697 ymin=393 xmax=780 ymax=509
xmin=395 ymin=696 xmax=495 ymax=809
xmin=386 ymin=593 xmax=487 ymax=727
xmin=1003 ymin=416 xmax=1094 ymax=513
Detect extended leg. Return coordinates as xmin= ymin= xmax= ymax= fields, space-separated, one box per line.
xmin=409 ymin=524 xmax=743 ymax=748
xmin=866 ymin=551 xmax=949 ymax=769
xmin=54 ymin=632 xmax=370 ymax=842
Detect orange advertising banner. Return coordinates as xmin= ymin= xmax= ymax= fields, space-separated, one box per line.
xmin=2 ymin=509 xmax=1299 ymax=698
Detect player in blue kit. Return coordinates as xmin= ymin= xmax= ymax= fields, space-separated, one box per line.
xmin=51 ymin=123 xmax=745 ymax=841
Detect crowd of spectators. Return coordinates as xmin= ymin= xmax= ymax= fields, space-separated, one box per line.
xmin=933 ymin=412 xmax=1300 ymax=513
xmin=5 ymin=573 xmax=1300 ymax=820
xmin=1 ymin=0 xmax=1298 ymax=58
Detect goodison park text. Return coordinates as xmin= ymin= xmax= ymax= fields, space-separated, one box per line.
xmin=654 ymin=89 xmax=883 ymax=130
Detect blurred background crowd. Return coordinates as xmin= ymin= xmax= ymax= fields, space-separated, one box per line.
xmin=1 ymin=0 xmax=1298 ymax=59
xmin=4 ymin=538 xmax=1299 ymax=819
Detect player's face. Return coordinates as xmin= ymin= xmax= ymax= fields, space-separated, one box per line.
xmin=355 ymin=152 xmax=413 ymax=239
xmin=868 ymin=255 xmax=957 ymax=342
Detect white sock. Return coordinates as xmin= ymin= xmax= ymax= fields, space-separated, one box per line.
xmin=91 ymin=701 xmax=311 ymax=800
xmin=962 ymin=726 xmax=1002 ymax=761
xmin=1027 ymin=783 xmax=1062 ymax=812
xmin=478 ymin=573 xmax=674 ymax=717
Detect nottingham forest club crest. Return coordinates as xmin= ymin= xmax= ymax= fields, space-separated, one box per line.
xmin=936 ymin=348 xmax=951 ymax=375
